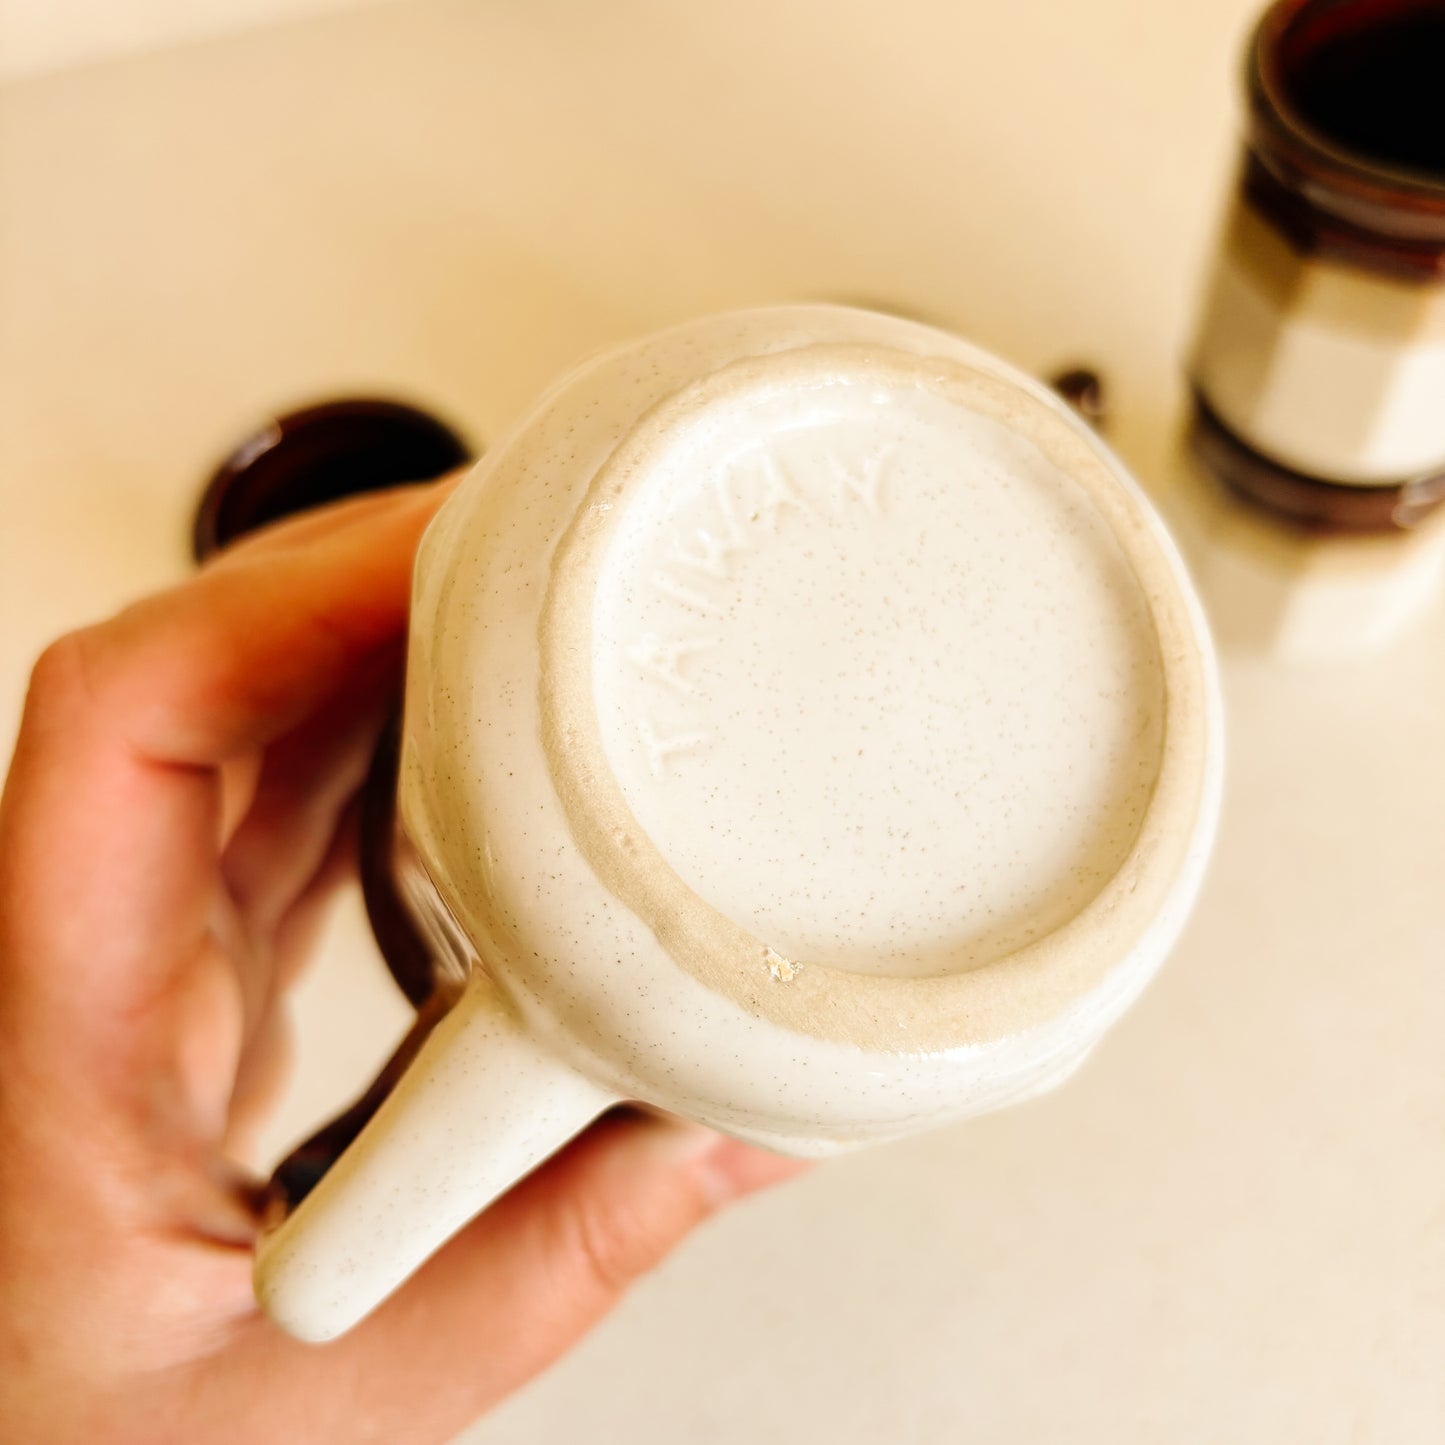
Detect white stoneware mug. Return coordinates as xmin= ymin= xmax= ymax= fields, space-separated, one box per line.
xmin=255 ymin=305 xmax=1224 ymax=1342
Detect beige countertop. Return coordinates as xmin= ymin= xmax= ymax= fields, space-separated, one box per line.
xmin=1 ymin=2 xmax=1441 ymax=1440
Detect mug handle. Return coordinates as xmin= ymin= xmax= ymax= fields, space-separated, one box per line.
xmin=253 ymin=973 xmax=617 ymax=1342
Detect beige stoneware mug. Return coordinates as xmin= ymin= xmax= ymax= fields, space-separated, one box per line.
xmin=254 ymin=305 xmax=1224 ymax=1342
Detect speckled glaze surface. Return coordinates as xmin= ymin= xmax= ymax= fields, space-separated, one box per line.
xmin=255 ymin=306 xmax=1223 ymax=1343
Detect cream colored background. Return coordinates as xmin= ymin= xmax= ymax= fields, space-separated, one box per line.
xmin=0 ymin=0 xmax=377 ymax=81
xmin=1 ymin=2 xmax=1441 ymax=1441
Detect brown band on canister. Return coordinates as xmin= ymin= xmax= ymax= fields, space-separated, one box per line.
xmin=1190 ymin=388 xmax=1445 ymax=533
xmin=1242 ymin=152 xmax=1445 ymax=284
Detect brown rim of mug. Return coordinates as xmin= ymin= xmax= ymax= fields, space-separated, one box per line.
xmin=357 ymin=714 xmax=447 ymax=1011
xmin=1189 ymin=388 xmax=1445 ymax=533
xmin=193 ymin=397 xmax=473 ymax=562
xmin=1244 ymin=0 xmax=1445 ymax=280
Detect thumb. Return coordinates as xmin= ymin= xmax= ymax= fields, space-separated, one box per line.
xmin=220 ymin=1113 xmax=806 ymax=1445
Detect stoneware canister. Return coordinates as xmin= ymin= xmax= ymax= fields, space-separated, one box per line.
xmin=1191 ymin=0 xmax=1445 ymax=529
xmin=1179 ymin=0 xmax=1445 ymax=659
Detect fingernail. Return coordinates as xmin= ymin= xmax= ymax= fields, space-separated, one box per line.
xmin=631 ymin=1113 xmax=723 ymax=1164
xmin=694 ymin=1137 xmax=813 ymax=1207
xmin=629 ymin=1111 xmax=813 ymax=1206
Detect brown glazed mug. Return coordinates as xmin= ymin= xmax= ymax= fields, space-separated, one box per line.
xmin=194 ymin=398 xmax=472 ymax=560
xmin=1189 ymin=0 xmax=1445 ymax=534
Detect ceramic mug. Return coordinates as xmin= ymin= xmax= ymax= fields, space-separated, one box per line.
xmin=254 ymin=305 xmax=1224 ymax=1342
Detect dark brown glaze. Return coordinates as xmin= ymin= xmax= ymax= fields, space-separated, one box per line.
xmin=193 ymin=397 xmax=473 ymax=560
xmin=1244 ymin=0 xmax=1445 ymax=281
xmin=1048 ymin=366 xmax=1108 ymax=430
xmin=1285 ymin=4 xmax=1445 ymax=176
xmin=1190 ymin=389 xmax=1445 ymax=533
xmin=357 ymin=714 xmax=453 ymax=1010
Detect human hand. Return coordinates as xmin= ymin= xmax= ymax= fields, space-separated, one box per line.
xmin=0 ymin=483 xmax=804 ymax=1444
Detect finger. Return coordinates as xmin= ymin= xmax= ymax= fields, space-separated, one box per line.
xmin=79 ymin=480 xmax=444 ymax=766
xmin=221 ymin=646 xmax=397 ymax=945
xmin=216 ymin=1115 xmax=808 ymax=1445
xmin=222 ymin=1013 xmax=296 ymax=1171
xmin=224 ymin=806 xmax=369 ymax=1158
xmin=205 ymin=485 xmax=426 ymax=857
xmin=219 ymin=752 xmax=265 ymax=848
xmin=0 ymin=484 xmax=447 ymax=1129
xmin=266 ymin=798 xmax=367 ymax=1003
xmin=204 ymin=475 xmax=463 ymax=569
xmin=0 ymin=482 xmax=442 ymax=968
